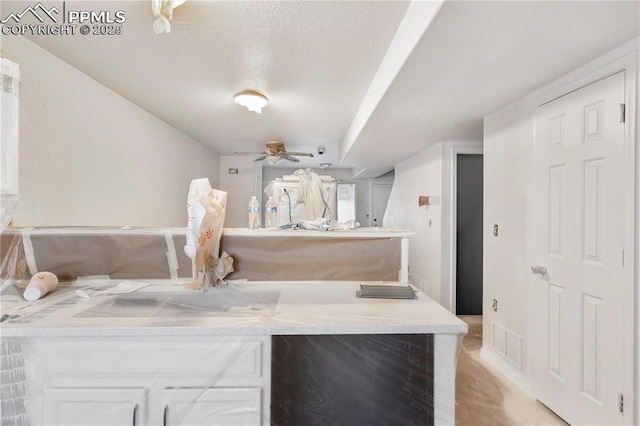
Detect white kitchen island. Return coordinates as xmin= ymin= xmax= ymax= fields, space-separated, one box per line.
xmin=0 ymin=280 xmax=467 ymax=425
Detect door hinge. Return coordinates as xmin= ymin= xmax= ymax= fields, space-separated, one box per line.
xmin=620 ymin=104 xmax=626 ymax=123
xmin=618 ymin=393 xmax=624 ymax=414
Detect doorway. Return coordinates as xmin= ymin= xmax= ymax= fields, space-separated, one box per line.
xmin=371 ymin=182 xmax=392 ymax=227
xmin=455 ymin=154 xmax=483 ymax=315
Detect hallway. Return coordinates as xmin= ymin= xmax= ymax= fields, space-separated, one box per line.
xmin=455 ymin=316 xmax=567 ymax=425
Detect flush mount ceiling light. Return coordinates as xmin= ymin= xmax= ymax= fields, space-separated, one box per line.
xmin=319 ymin=163 xmax=332 ymax=169
xmin=234 ymin=90 xmax=268 ymax=114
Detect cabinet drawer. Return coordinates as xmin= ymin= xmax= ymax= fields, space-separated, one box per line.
xmin=31 ymin=337 xmax=266 ymax=380
xmin=162 ymin=388 xmax=262 ymax=426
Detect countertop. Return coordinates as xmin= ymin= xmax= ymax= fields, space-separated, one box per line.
xmin=0 ymin=280 xmax=467 ymax=337
xmin=4 ymin=226 xmax=415 ymax=238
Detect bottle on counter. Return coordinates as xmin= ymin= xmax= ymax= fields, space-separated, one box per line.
xmin=265 ymin=196 xmax=278 ymax=230
xmin=24 ymin=272 xmax=58 ymax=301
xmin=248 ymin=196 xmax=261 ymax=229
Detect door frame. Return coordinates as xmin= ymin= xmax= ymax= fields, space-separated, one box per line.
xmin=370 ymin=182 xmax=393 ymax=227
xmin=442 ymin=141 xmax=484 ymax=314
xmin=531 ymin=48 xmax=637 ymax=424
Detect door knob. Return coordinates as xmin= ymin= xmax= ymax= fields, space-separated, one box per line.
xmin=531 ymin=265 xmax=547 ymax=275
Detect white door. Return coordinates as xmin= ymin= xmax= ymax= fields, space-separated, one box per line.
xmin=372 ymin=183 xmax=392 ymax=227
xmin=162 ymin=388 xmax=262 ymax=425
xmin=532 ymin=71 xmax=626 ymax=424
xmin=43 ymin=387 xmax=146 ymax=426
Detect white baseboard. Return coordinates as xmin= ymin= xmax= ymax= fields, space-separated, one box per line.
xmin=480 ymin=346 xmax=535 ymax=398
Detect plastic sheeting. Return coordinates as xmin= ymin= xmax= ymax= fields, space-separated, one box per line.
xmin=0 ymin=279 xmax=465 ymax=425
xmin=184 ymin=179 xmax=231 ymax=289
xmin=0 ymin=226 xmax=463 ymax=425
xmin=2 ymin=333 xmax=435 ymax=425
xmin=1 ymin=57 xmax=21 ymax=231
xmin=151 ymin=0 xmax=186 ymax=34
xmin=221 ymin=234 xmax=399 ymax=281
xmin=0 ymin=228 xmax=402 ymax=282
xmin=264 ymin=177 xmax=338 ymax=227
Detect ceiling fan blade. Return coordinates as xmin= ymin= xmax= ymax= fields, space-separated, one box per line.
xmin=282 ymin=155 xmax=300 ymax=163
xmin=253 ymin=155 xmax=267 ymax=162
xmin=234 ymin=151 xmax=267 ymax=155
xmin=284 ymin=152 xmax=314 ymax=157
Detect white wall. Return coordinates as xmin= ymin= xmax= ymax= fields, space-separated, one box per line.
xmin=384 ymin=141 xmax=483 ymax=306
xmin=483 ymin=98 xmax=534 ymax=381
xmin=385 ymin=144 xmax=442 ymax=300
xmin=2 ymin=36 xmax=219 ymax=227
xmin=219 ymin=156 xmax=259 ymax=228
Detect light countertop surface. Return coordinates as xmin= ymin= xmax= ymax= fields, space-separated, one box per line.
xmin=4 ymin=226 xmax=415 ymax=238
xmin=0 ymin=280 xmax=467 ymax=337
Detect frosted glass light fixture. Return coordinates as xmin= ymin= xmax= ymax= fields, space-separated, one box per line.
xmin=266 ymin=156 xmax=283 ymax=165
xmin=234 ymin=90 xmax=268 ymax=114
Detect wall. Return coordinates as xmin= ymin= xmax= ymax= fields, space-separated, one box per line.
xmin=219 ymin=156 xmax=260 ymax=228
xmin=2 ymin=36 xmax=219 ymax=227
xmin=384 ymin=144 xmax=442 ymax=300
xmin=384 ymin=142 xmax=483 ymax=306
xmin=482 ymin=98 xmax=534 ymax=382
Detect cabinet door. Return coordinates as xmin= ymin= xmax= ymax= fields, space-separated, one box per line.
xmin=43 ymin=388 xmax=146 ymax=426
xmin=162 ymin=388 xmax=261 ymax=426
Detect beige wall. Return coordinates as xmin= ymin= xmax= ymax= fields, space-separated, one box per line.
xmin=3 ymin=36 xmax=219 ymax=227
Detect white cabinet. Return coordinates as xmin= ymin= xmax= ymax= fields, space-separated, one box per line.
xmin=162 ymin=388 xmax=262 ymax=426
xmin=20 ymin=336 xmax=270 ymax=426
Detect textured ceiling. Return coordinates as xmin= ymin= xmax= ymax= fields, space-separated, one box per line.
xmin=5 ymin=0 xmax=410 ymax=168
xmin=2 ymin=1 xmax=639 ymax=174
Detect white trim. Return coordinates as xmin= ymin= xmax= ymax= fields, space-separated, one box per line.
xmin=441 ymin=141 xmax=483 ymax=314
xmin=534 ymin=38 xmax=639 ymax=106
xmin=480 ymin=346 xmax=534 ymax=398
xmin=622 ymin=53 xmax=638 ymax=426
xmin=530 ymin=51 xmax=638 ymax=425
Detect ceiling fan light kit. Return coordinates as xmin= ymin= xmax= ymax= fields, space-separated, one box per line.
xmin=266 ymin=156 xmax=284 ymax=165
xmin=234 ymin=90 xmax=268 ymax=114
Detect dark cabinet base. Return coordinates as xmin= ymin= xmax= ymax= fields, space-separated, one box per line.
xmin=271 ymin=334 xmax=434 ymax=426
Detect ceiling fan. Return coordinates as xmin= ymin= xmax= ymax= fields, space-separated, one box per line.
xmin=234 ymin=141 xmax=314 ymax=164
